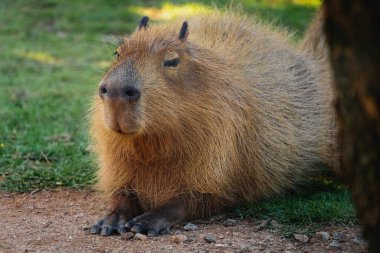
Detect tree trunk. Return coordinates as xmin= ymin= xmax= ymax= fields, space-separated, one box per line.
xmin=324 ymin=1 xmax=380 ymax=252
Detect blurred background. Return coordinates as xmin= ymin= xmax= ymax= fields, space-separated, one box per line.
xmin=0 ymin=0 xmax=322 ymax=192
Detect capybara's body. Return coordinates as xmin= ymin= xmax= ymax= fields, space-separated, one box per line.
xmin=89 ymin=12 xmax=336 ymax=236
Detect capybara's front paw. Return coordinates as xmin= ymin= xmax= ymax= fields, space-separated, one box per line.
xmin=90 ymin=212 xmax=128 ymax=236
xmin=125 ymin=212 xmax=171 ymax=237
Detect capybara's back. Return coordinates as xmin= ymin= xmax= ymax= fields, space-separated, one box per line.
xmin=89 ymin=12 xmax=336 ymax=236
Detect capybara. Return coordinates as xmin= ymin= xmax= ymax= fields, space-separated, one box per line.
xmin=89 ymin=11 xmax=336 ymax=236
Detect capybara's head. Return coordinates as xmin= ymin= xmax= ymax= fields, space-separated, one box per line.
xmin=97 ymin=16 xmax=217 ymax=136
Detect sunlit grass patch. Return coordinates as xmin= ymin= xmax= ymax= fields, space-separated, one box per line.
xmin=16 ymin=50 xmax=62 ymax=65
xmin=96 ymin=60 xmax=112 ymax=69
xmin=256 ymin=0 xmax=321 ymax=7
xmin=130 ymin=2 xmax=211 ymax=21
xmin=291 ymin=0 xmax=321 ymax=7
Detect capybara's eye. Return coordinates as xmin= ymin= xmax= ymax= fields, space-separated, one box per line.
xmin=164 ymin=58 xmax=180 ymax=68
xmin=113 ymin=51 xmax=120 ymax=59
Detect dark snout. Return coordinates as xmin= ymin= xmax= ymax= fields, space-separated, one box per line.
xmin=99 ymin=84 xmax=141 ymax=102
xmin=99 ymin=60 xmax=142 ymax=102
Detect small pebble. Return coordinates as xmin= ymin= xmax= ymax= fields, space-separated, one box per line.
xmin=204 ymin=234 xmax=217 ymax=243
xmin=255 ymin=219 xmax=270 ymax=231
xmin=214 ymin=243 xmax=227 ymax=248
xmin=329 ymin=240 xmax=341 ymax=249
xmin=134 ymin=233 xmax=148 ymax=241
xmin=316 ymin=231 xmax=330 ymax=241
xmin=170 ymin=235 xmax=187 ymax=244
xmin=222 ymin=219 xmax=237 ymax=226
xmin=294 ymin=234 xmax=309 ymax=243
xmin=183 ymin=222 xmax=198 ymax=231
xmin=333 ymin=232 xmax=346 ymax=242
xmin=121 ymin=232 xmax=135 ymax=240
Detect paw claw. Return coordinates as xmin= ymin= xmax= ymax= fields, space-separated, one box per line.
xmin=90 ymin=225 xmax=101 ymax=234
xmin=131 ymin=223 xmax=144 ymax=234
xmin=101 ymin=226 xmax=114 ymax=236
xmin=125 ymin=221 xmax=134 ymax=230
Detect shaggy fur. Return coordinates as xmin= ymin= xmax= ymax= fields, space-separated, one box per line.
xmin=90 ymin=11 xmax=336 ymax=219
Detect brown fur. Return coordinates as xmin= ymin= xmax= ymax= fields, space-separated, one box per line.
xmin=89 ymin=11 xmax=336 ymax=219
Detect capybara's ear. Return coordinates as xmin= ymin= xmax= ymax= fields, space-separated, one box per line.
xmin=178 ymin=21 xmax=188 ymax=42
xmin=138 ymin=16 xmax=149 ymax=31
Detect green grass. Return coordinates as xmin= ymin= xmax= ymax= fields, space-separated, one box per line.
xmin=236 ymin=180 xmax=356 ymax=237
xmin=0 ymin=0 xmax=356 ymax=235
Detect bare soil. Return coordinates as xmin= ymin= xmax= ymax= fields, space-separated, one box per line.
xmin=0 ymin=189 xmax=367 ymax=253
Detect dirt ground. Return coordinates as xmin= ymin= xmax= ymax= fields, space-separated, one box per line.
xmin=0 ymin=189 xmax=367 ymax=253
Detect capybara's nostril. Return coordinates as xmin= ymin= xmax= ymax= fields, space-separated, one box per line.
xmin=123 ymin=86 xmax=141 ymax=101
xmin=126 ymin=89 xmax=135 ymax=97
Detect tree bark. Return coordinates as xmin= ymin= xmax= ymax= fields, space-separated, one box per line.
xmin=324 ymin=1 xmax=380 ymax=252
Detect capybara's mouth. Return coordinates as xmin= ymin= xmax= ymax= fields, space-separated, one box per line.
xmin=116 ymin=128 xmax=140 ymax=135
xmin=111 ymin=127 xmax=138 ymax=135
xmin=103 ymin=102 xmax=142 ymax=135
xmin=106 ymin=119 xmax=142 ymax=135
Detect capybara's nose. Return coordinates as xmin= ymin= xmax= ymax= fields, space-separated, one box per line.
xmin=99 ymin=85 xmax=141 ymax=102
